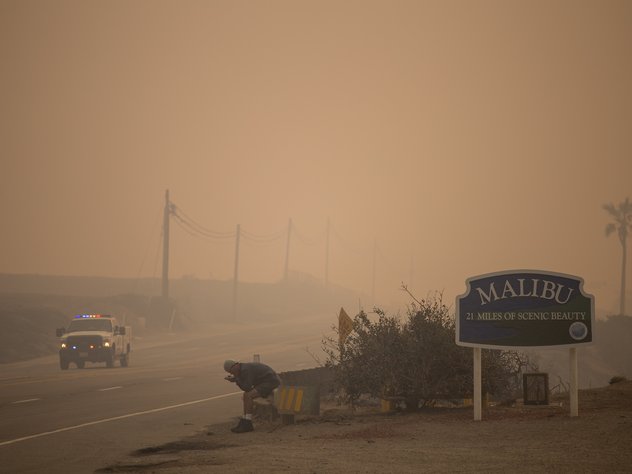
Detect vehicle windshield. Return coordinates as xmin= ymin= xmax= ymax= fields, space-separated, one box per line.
xmin=67 ymin=319 xmax=113 ymax=333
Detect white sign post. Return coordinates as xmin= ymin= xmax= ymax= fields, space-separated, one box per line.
xmin=570 ymin=347 xmax=578 ymax=417
xmin=473 ymin=347 xmax=482 ymax=421
xmin=456 ymin=270 xmax=594 ymax=421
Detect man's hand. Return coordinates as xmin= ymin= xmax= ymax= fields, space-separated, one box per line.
xmin=224 ymin=375 xmax=236 ymax=382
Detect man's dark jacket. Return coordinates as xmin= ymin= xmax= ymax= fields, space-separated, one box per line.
xmin=235 ymin=362 xmax=281 ymax=392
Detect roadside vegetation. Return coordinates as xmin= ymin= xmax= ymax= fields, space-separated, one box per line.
xmin=324 ymin=290 xmax=632 ymax=409
xmin=323 ymin=290 xmax=534 ymax=409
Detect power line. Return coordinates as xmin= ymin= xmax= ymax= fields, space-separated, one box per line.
xmin=171 ymin=207 xmax=235 ymax=241
xmin=240 ymin=227 xmax=285 ymax=244
xmin=171 ymin=213 xmax=216 ymax=241
xmin=163 ymin=198 xmax=413 ymax=299
xmin=171 ymin=205 xmax=235 ymax=239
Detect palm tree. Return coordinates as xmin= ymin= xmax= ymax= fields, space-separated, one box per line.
xmin=604 ymin=197 xmax=632 ymax=316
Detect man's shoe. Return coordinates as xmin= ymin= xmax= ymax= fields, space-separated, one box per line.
xmin=231 ymin=418 xmax=254 ymax=433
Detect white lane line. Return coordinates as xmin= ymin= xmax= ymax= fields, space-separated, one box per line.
xmin=0 ymin=391 xmax=241 ymax=447
xmin=163 ymin=377 xmax=182 ymax=382
xmin=0 ymin=376 xmax=29 ymax=382
xmin=98 ymin=386 xmax=123 ymax=392
xmin=11 ymin=398 xmax=41 ymax=404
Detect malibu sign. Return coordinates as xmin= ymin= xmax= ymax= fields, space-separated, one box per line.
xmin=456 ymin=270 xmax=595 ymax=349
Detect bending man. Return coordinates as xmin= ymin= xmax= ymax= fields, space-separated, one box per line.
xmin=223 ymin=359 xmax=281 ymax=433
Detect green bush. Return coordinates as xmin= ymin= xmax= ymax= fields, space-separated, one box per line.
xmin=324 ymin=292 xmax=529 ymax=409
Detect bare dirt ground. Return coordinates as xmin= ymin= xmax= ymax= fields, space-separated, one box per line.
xmin=98 ymin=381 xmax=632 ymax=473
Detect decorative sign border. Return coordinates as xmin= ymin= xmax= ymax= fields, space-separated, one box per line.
xmin=456 ymin=270 xmax=595 ymax=349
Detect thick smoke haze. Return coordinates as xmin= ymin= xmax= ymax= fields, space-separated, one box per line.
xmin=1 ymin=1 xmax=631 ymax=314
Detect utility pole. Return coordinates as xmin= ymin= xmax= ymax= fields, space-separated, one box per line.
xmin=284 ymin=218 xmax=292 ymax=281
xmin=325 ymin=218 xmax=330 ymax=287
xmin=232 ymin=224 xmax=241 ymax=317
xmin=161 ymin=189 xmax=171 ymax=300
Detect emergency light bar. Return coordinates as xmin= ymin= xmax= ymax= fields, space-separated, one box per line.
xmin=74 ymin=314 xmax=111 ymax=319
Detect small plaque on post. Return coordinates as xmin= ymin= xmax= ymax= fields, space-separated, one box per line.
xmin=523 ymin=373 xmax=549 ymax=406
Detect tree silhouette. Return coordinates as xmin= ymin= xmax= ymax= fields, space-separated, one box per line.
xmin=603 ymin=197 xmax=632 ymax=316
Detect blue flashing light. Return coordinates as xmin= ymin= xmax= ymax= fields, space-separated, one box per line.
xmin=74 ymin=314 xmax=103 ymax=319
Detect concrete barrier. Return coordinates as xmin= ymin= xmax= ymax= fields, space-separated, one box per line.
xmin=274 ymin=385 xmax=320 ymax=424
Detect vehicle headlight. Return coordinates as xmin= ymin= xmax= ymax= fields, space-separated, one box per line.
xmin=104 ymin=341 xmax=111 ymax=348
xmin=61 ymin=343 xmax=67 ymax=349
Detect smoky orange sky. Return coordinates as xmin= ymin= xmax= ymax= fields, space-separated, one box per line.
xmin=1 ymin=0 xmax=631 ymax=314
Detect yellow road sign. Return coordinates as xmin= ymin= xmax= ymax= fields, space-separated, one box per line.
xmin=338 ymin=307 xmax=353 ymax=345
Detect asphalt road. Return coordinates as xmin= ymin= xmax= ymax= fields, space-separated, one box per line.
xmin=0 ymin=315 xmax=331 ymax=473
